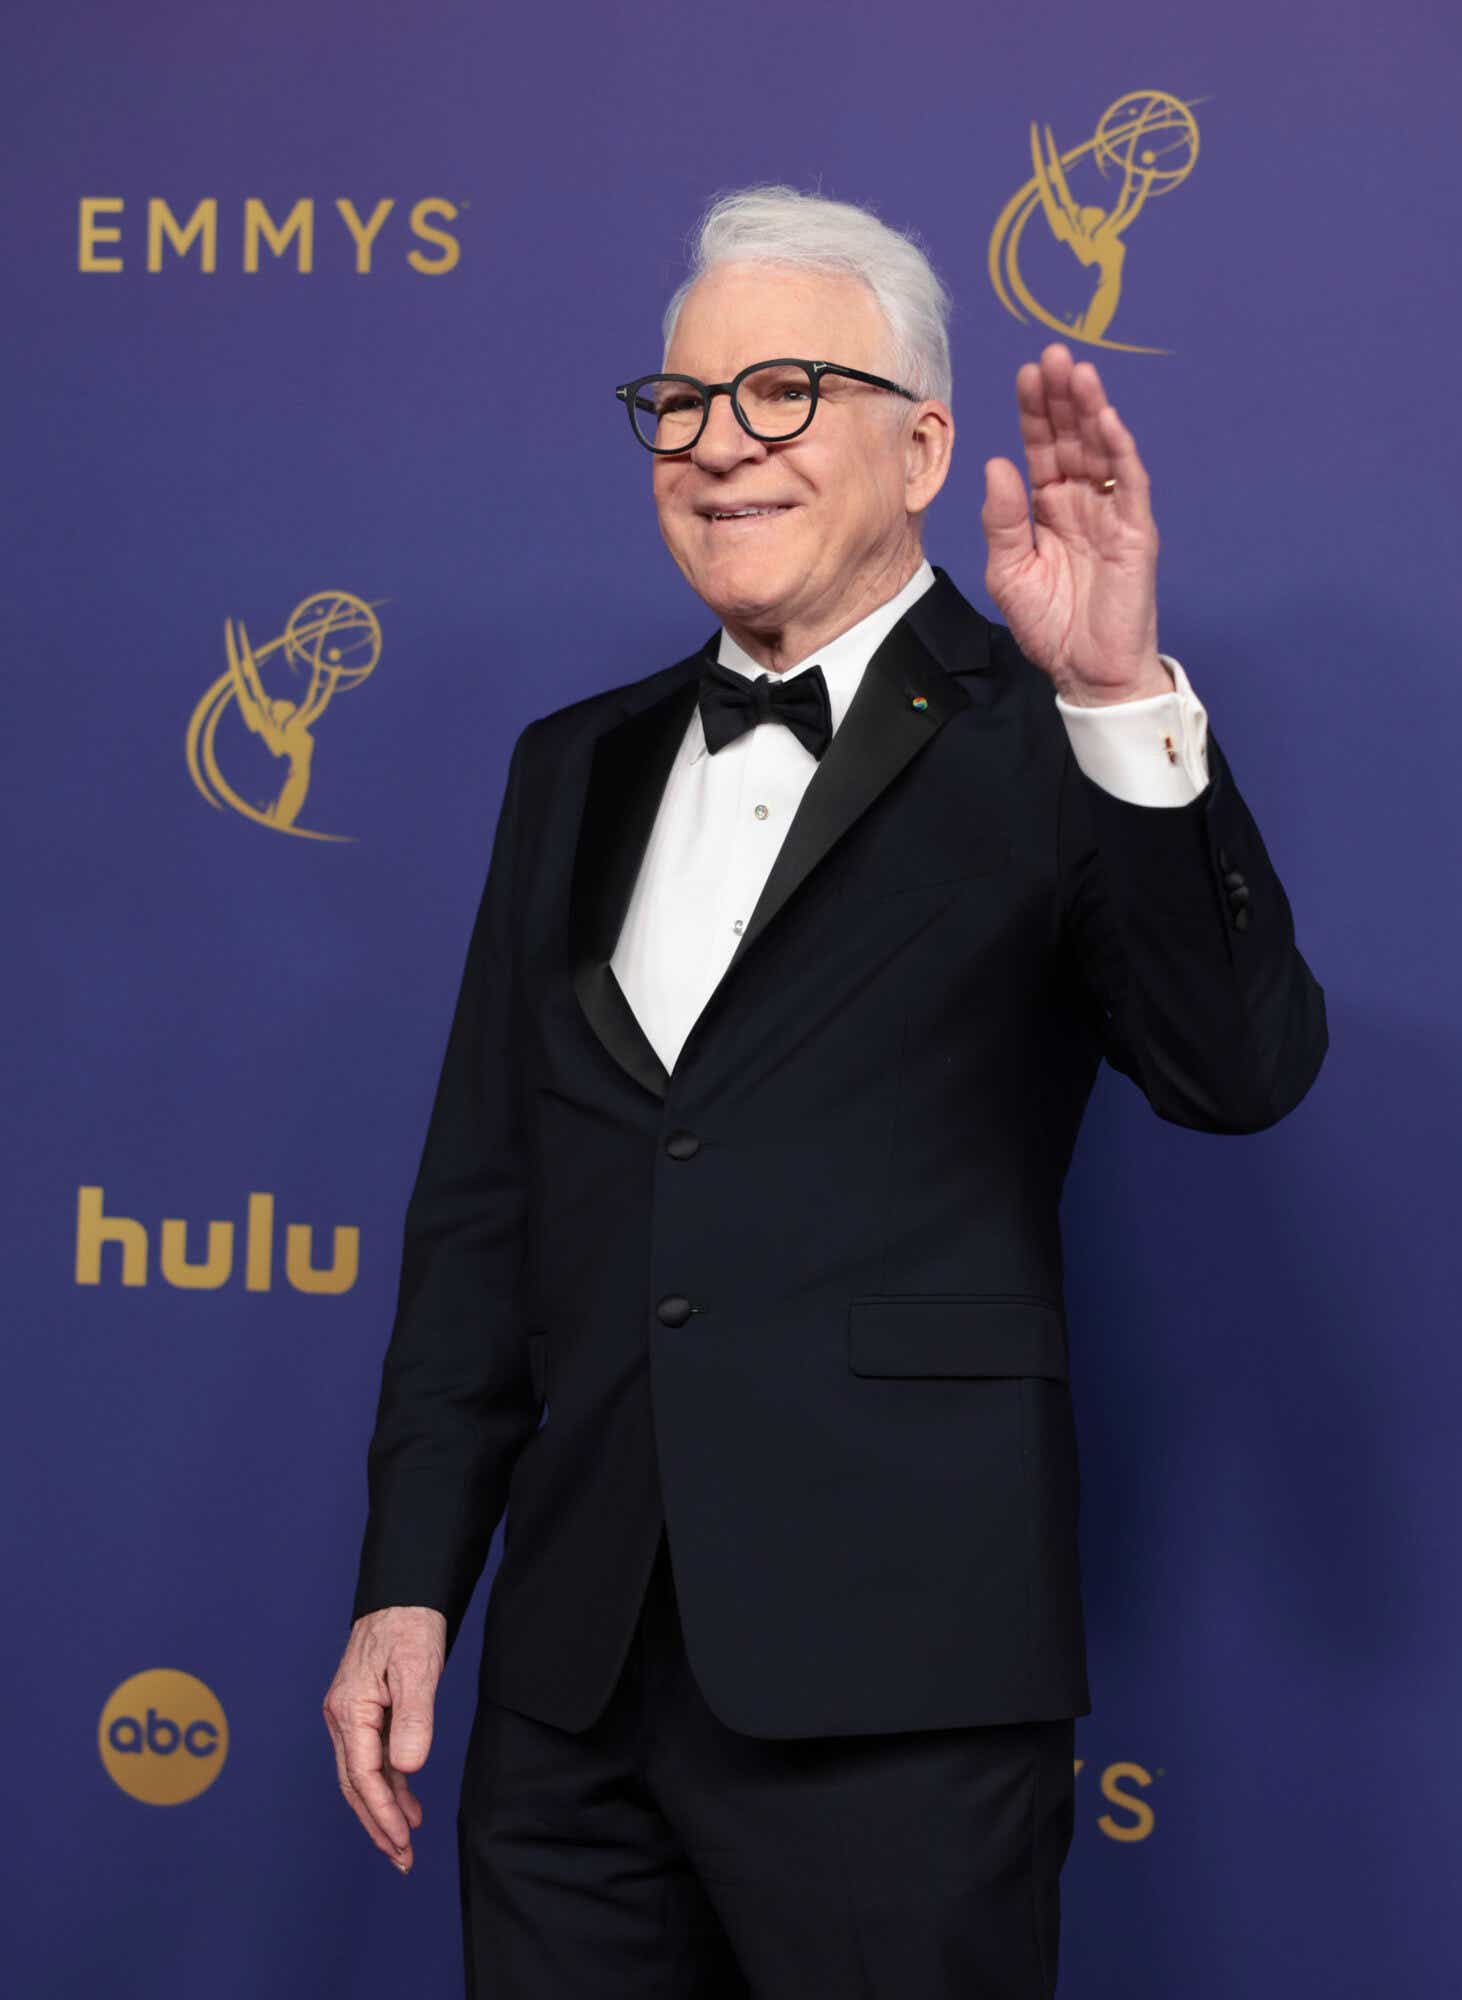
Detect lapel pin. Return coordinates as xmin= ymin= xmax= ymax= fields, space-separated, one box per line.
xmin=910 ymin=694 xmax=929 ymax=711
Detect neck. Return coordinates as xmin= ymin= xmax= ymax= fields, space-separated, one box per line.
xmin=720 ymin=542 xmax=924 ymax=673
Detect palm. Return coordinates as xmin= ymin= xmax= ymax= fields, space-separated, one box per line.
xmin=981 ymin=343 xmax=1164 ymax=702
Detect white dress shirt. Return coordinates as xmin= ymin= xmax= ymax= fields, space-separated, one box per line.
xmin=611 ymin=559 xmax=1211 ymax=1072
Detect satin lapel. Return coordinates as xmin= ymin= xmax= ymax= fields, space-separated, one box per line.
xmin=570 ymin=669 xmax=702 ymax=1099
xmin=718 ymin=613 xmax=971 ymax=976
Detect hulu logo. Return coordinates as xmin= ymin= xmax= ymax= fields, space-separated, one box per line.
xmin=74 ymin=1186 xmax=358 ymax=1294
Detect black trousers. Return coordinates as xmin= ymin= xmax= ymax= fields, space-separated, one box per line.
xmin=458 ymin=1531 xmax=1075 ymax=1998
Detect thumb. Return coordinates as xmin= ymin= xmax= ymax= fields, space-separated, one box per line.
xmin=981 ymin=457 xmax=1034 ymax=578
xmin=384 ymin=1671 xmax=436 ymax=1774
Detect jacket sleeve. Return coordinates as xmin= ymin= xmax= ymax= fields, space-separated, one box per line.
xmin=351 ymin=723 xmax=541 ymax=1655
xmin=1056 ymin=724 xmax=1328 ymax=1133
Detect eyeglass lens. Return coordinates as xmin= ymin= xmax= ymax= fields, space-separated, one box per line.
xmin=631 ymin=363 xmax=816 ymax=449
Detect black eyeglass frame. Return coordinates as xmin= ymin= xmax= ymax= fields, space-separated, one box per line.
xmin=614 ymin=357 xmax=919 ymax=454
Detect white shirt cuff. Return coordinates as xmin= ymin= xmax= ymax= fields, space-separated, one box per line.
xmin=1054 ymin=656 xmax=1210 ymax=807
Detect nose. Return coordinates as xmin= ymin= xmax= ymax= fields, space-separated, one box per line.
xmin=690 ymin=390 xmax=767 ymax=475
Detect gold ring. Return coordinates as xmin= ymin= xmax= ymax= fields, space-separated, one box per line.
xmin=1096 ymin=477 xmax=1117 ymax=495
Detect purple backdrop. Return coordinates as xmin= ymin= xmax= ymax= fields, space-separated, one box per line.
xmin=5 ymin=0 xmax=1459 ymax=1993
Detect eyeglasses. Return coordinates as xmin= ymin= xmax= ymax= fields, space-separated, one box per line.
xmin=614 ymin=356 xmax=919 ymax=454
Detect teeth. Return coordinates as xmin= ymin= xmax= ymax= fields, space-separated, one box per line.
xmin=713 ymin=507 xmax=782 ymax=519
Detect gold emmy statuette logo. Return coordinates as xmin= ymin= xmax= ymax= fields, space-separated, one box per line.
xmin=185 ymin=590 xmax=383 ymax=841
xmin=989 ymin=90 xmax=1201 ymax=354
xmin=99 ymin=1669 xmax=229 ymax=1806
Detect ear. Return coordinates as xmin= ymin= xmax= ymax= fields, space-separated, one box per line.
xmin=904 ymin=400 xmax=954 ymax=515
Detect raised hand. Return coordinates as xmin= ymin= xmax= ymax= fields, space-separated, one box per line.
xmin=323 ymin=1604 xmax=447 ymax=1874
xmin=981 ymin=342 xmax=1171 ymax=706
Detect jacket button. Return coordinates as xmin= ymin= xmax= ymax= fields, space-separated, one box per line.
xmin=1233 ymin=906 xmax=1250 ymax=932
xmin=656 ymin=1295 xmax=693 ymax=1328
xmin=665 ymin=1129 xmax=700 ymax=1160
xmin=1223 ymin=868 xmax=1247 ymax=891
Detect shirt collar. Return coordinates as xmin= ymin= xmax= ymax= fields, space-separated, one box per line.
xmin=694 ymin=558 xmax=936 ymax=757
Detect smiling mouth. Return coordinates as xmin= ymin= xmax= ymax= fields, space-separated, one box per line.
xmin=705 ymin=505 xmax=795 ymax=522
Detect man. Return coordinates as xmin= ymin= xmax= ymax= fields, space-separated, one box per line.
xmin=324 ymin=187 xmax=1326 ymax=1997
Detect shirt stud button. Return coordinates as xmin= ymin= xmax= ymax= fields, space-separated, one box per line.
xmin=754 ymin=803 xmax=769 ymax=819
xmin=732 ymin=918 xmax=745 ymax=933
xmin=910 ymin=694 xmax=929 ymax=711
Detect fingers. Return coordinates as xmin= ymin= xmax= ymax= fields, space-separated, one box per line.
xmin=1091 ymin=400 xmax=1154 ymax=533
xmin=1017 ymin=344 xmax=1120 ymax=486
xmin=1064 ymin=354 xmax=1118 ymax=480
xmin=1017 ymin=345 xmax=1091 ymax=486
xmin=324 ymin=1695 xmax=414 ymax=1870
xmin=385 ymin=1762 xmax=425 ymax=1829
xmin=1014 ymin=344 xmax=1156 ymax=529
xmin=1016 ymin=345 xmax=1093 ymax=487
xmin=339 ymin=1696 xmax=416 ymax=1858
xmin=1037 ymin=347 xmax=1087 ymax=483
xmin=1014 ymin=360 xmax=1062 ymax=489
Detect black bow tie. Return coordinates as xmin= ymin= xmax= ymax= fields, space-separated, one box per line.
xmin=697 ymin=659 xmax=833 ymax=761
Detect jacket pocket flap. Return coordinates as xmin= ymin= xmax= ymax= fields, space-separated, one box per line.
xmin=847 ymin=1296 xmax=1067 ymax=1381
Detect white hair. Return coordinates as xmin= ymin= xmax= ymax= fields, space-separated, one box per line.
xmin=661 ymin=184 xmax=953 ymax=406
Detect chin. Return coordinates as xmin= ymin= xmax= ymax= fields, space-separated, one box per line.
xmin=685 ymin=550 xmax=804 ymax=626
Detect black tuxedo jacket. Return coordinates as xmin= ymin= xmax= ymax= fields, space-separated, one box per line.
xmin=352 ymin=568 xmax=1326 ymax=1739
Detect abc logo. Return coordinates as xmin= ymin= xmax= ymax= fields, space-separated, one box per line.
xmin=98 ymin=1669 xmax=228 ymax=1805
